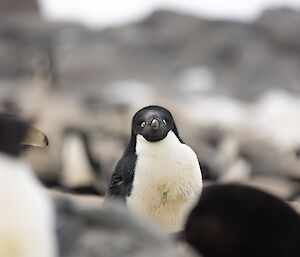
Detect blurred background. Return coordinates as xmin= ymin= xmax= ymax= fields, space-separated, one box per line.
xmin=1 ymin=0 xmax=300 ymax=202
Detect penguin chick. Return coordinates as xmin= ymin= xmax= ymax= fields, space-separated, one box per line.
xmin=107 ymin=106 xmax=202 ymax=232
xmin=184 ymin=184 xmax=300 ymax=257
xmin=0 ymin=114 xmax=57 ymax=257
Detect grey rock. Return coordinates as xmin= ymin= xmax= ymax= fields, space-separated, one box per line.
xmin=1 ymin=8 xmax=300 ymax=99
xmin=55 ymin=8 xmax=300 ymax=100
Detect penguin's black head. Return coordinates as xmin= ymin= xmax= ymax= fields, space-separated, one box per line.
xmin=184 ymin=184 xmax=300 ymax=257
xmin=0 ymin=114 xmax=49 ymax=156
xmin=131 ymin=105 xmax=180 ymax=142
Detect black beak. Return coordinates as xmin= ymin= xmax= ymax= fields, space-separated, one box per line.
xmin=140 ymin=117 xmax=168 ymax=142
xmin=151 ymin=119 xmax=159 ymax=130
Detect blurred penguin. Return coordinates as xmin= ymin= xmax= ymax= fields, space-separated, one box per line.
xmin=60 ymin=128 xmax=105 ymax=195
xmin=184 ymin=184 xmax=300 ymax=257
xmin=0 ymin=114 xmax=57 ymax=257
xmin=199 ymin=128 xmax=252 ymax=182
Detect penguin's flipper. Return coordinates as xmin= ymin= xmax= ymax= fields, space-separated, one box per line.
xmin=106 ymin=152 xmax=136 ymax=199
xmin=107 ymin=171 xmax=124 ymax=197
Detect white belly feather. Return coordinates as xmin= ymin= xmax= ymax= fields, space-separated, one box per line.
xmin=0 ymin=155 xmax=57 ymax=257
xmin=126 ymin=131 xmax=202 ymax=232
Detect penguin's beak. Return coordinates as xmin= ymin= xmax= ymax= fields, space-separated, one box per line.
xmin=22 ymin=126 xmax=49 ymax=148
xmin=151 ymin=118 xmax=160 ymax=130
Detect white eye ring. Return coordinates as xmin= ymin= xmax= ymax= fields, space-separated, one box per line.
xmin=141 ymin=121 xmax=146 ymax=128
xmin=163 ymin=119 xmax=167 ymax=125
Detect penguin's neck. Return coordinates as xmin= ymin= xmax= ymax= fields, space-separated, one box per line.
xmin=136 ymin=131 xmax=182 ymax=158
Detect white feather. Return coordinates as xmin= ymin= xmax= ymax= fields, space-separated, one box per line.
xmin=0 ymin=154 xmax=57 ymax=257
xmin=127 ymin=131 xmax=202 ymax=232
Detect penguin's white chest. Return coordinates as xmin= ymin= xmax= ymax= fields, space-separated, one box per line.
xmin=126 ymin=131 xmax=202 ymax=232
xmin=61 ymin=134 xmax=94 ymax=188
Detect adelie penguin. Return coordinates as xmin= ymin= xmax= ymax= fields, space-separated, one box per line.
xmin=0 ymin=114 xmax=57 ymax=257
xmin=106 ymin=105 xmax=202 ymax=231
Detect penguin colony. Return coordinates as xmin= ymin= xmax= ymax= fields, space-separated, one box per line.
xmin=0 ymin=114 xmax=56 ymax=257
xmin=106 ymin=105 xmax=203 ymax=231
xmin=1 ymin=107 xmax=300 ymax=257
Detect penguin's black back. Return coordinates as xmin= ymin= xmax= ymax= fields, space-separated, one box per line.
xmin=185 ymin=184 xmax=300 ymax=257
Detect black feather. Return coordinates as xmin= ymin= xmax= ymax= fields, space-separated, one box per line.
xmin=106 ymin=138 xmax=136 ymax=199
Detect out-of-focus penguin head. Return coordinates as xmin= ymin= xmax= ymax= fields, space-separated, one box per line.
xmin=0 ymin=114 xmax=48 ymax=156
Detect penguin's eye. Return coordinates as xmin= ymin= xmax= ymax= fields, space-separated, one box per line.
xmin=140 ymin=121 xmax=146 ymax=128
xmin=163 ymin=119 xmax=167 ymax=125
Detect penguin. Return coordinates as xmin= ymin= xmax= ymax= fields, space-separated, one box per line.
xmin=106 ymin=105 xmax=202 ymax=232
xmin=0 ymin=114 xmax=57 ymax=257
xmin=184 ymin=184 xmax=300 ymax=257
xmin=59 ymin=127 xmax=105 ymax=195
